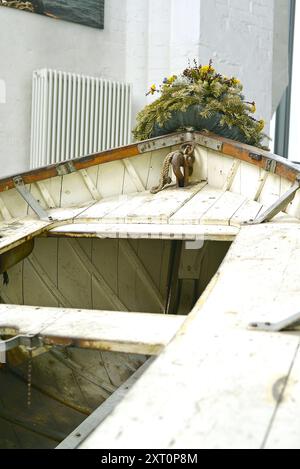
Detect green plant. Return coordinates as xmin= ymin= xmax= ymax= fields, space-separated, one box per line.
xmin=133 ymin=60 xmax=268 ymax=148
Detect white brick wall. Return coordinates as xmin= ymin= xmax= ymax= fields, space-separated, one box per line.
xmin=198 ymin=0 xmax=274 ymax=127
xmin=140 ymin=0 xmax=284 ymax=134
xmin=0 ymin=0 xmax=289 ymax=176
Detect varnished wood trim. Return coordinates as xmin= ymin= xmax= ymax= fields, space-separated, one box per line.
xmin=1 ymin=131 xmax=299 ymax=193
xmin=0 ymin=144 xmax=141 ymax=193
xmin=194 ymin=132 xmax=300 ymax=183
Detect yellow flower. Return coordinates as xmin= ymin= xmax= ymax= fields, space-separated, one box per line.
xmin=252 ymin=102 xmax=256 ymax=113
xmin=200 ymin=65 xmax=215 ymax=74
xmin=257 ymin=119 xmax=265 ymax=132
xmin=146 ymin=84 xmax=157 ymax=96
xmin=232 ymin=78 xmax=241 ymax=86
xmin=167 ymin=75 xmax=177 ymax=84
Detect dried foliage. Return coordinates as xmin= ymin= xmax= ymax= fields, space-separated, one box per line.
xmin=133 ymin=60 xmax=268 ymax=148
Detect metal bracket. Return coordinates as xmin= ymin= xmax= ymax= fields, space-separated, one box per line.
xmin=249 ymin=312 xmax=300 ymax=332
xmin=137 ymin=133 xmax=187 ymax=153
xmin=0 ymin=334 xmax=42 ymax=353
xmin=249 ymin=152 xmax=263 ymax=162
xmin=13 ymin=177 xmax=53 ymax=221
xmin=244 ymin=178 xmax=300 ymax=225
xmin=192 ymin=133 xmax=223 ymax=152
xmin=265 ymin=159 xmax=277 ymax=174
xmin=56 ymin=161 xmax=76 ymax=176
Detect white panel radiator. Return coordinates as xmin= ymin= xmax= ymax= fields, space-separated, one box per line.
xmin=30 ymin=69 xmax=132 ymax=168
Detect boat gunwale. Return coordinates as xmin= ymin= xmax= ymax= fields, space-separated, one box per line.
xmin=0 ymin=131 xmax=299 ymax=193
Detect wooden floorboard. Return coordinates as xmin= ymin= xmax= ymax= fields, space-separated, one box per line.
xmin=77 ymin=223 xmax=300 ymax=449
xmin=201 ymin=191 xmax=246 ymax=226
xmin=169 ymin=185 xmax=223 ymax=225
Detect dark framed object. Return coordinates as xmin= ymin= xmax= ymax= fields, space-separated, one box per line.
xmin=0 ymin=0 xmax=105 ymax=29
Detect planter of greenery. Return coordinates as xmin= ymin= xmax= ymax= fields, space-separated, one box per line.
xmin=133 ymin=60 xmax=268 ymax=149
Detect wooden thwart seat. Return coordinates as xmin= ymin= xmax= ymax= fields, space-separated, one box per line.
xmin=48 ymin=223 xmax=239 ymax=241
xmin=0 ymin=305 xmax=186 ymax=356
xmin=0 ymin=218 xmax=51 ymax=255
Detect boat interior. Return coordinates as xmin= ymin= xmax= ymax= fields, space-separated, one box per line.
xmin=1 ymin=131 xmax=300 ymax=448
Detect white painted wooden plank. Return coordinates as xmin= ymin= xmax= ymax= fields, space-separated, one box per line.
xmin=91 ymin=238 xmax=119 ymax=311
xmin=33 ymin=238 xmax=58 ymax=286
xmin=169 ymin=184 xmax=221 ymax=225
xmin=75 ymin=195 xmax=134 ymax=222
xmin=43 ymin=310 xmax=186 ymax=355
xmin=254 ymin=170 xmax=268 ymax=201
xmin=0 ymin=304 xmax=66 ymax=335
xmin=146 ymin=150 xmax=170 ymax=191
xmin=223 ymin=160 xmax=241 ymax=192
xmin=128 ymin=153 xmax=152 ymax=189
xmin=48 ymin=223 xmax=239 ymax=241
xmin=97 ymin=160 xmax=125 ymax=198
xmin=134 ymin=239 xmax=169 ymax=312
xmin=26 ymin=255 xmax=72 ymax=307
xmin=101 ymin=193 xmax=150 ymax=223
xmin=239 ymin=162 xmax=261 ymax=199
xmin=122 ymin=154 xmax=151 ymax=195
xmin=0 ymin=188 xmax=29 ymax=219
xmin=36 ymin=181 xmax=56 ymax=208
xmin=36 ymin=175 xmax=63 ymax=208
xmin=119 ymin=240 xmax=165 ymax=312
xmin=117 ymin=238 xmax=139 ymax=312
xmin=56 ymin=238 xmax=93 ymax=309
xmin=286 ymin=183 xmax=300 ymax=219
xmin=201 ymin=191 xmax=246 ymax=225
xmin=67 ymin=239 xmax=127 ymax=311
xmin=280 ymin=177 xmax=293 ymax=197
xmin=125 ymin=184 xmax=205 ymax=224
xmin=26 ymin=183 xmax=48 ymax=217
xmin=230 ymin=199 xmax=263 ymax=227
xmin=61 ymin=172 xmax=94 ymax=207
xmin=270 ymin=212 xmax=300 ymax=224
xmin=0 ymin=196 xmax=12 ymax=221
xmin=207 ymin=151 xmax=234 ymax=189
xmin=49 ymin=201 xmax=96 ymax=221
xmin=258 ymin=173 xmax=281 ymax=206
xmin=0 ymin=305 xmax=186 ymax=356
xmin=122 ymin=159 xmax=145 ymax=192
xmin=85 ymin=166 xmax=99 ymax=193
xmin=265 ymin=344 xmax=300 ymax=449
xmin=79 ymin=330 xmax=299 ymax=450
xmin=192 ymin=145 xmax=207 ymax=183
xmin=121 ymin=169 xmax=139 ymax=196
xmin=80 ymin=169 xmax=101 ymax=200
xmin=78 ymin=223 xmax=300 ymax=449
xmin=230 ymin=162 xmax=241 ymax=194
xmin=76 ymin=183 xmax=206 ymax=223
xmin=0 ymin=218 xmax=50 ymax=255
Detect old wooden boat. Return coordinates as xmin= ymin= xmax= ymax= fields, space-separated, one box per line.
xmin=0 ymin=131 xmax=300 ymax=449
